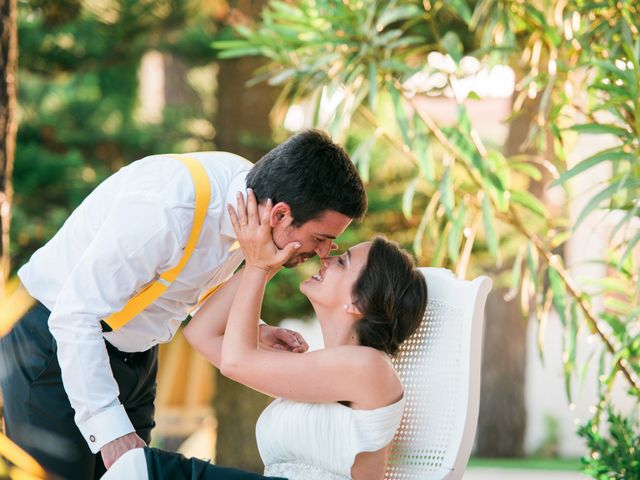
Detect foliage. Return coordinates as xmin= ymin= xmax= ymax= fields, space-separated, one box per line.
xmin=13 ymin=0 xmax=218 ymax=268
xmin=215 ymin=0 xmax=640 ymax=474
xmin=578 ymin=407 xmax=640 ymax=479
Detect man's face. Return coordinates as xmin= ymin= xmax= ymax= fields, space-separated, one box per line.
xmin=270 ymin=207 xmax=352 ymax=267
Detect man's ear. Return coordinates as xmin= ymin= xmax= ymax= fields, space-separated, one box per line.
xmin=269 ymin=202 xmax=293 ymax=227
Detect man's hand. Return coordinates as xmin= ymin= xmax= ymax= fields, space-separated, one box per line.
xmin=259 ymin=324 xmax=308 ymax=353
xmin=100 ymin=432 xmax=146 ymax=469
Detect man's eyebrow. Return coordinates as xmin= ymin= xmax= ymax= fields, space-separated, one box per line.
xmin=316 ymin=233 xmax=337 ymax=240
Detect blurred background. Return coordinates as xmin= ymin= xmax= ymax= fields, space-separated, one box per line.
xmin=1 ymin=0 xmax=639 ymax=479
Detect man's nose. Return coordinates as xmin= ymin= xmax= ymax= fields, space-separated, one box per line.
xmin=315 ymin=240 xmax=335 ymax=258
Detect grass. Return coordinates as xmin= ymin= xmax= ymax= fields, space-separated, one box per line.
xmin=468 ymin=457 xmax=583 ymax=471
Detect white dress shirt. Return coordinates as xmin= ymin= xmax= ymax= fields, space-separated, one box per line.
xmin=18 ymin=152 xmax=251 ymax=453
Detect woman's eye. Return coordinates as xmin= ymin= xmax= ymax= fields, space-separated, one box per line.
xmin=338 ymin=257 xmax=344 ymax=266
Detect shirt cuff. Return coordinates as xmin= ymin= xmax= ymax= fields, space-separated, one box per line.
xmin=77 ymin=404 xmax=136 ymax=453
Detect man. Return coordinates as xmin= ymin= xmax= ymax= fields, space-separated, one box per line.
xmin=0 ymin=129 xmax=367 ymax=479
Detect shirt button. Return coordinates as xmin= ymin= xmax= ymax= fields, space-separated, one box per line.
xmin=90 ymin=435 xmax=96 ymax=443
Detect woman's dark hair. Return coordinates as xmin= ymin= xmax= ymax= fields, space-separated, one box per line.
xmin=246 ymin=129 xmax=367 ymax=226
xmin=352 ymin=237 xmax=428 ymax=356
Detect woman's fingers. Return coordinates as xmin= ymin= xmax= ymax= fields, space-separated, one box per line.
xmin=227 ymin=204 xmax=241 ymax=235
xmin=261 ymin=198 xmax=272 ymax=227
xmin=246 ymin=188 xmax=259 ymax=227
xmin=235 ymin=191 xmax=248 ymax=226
xmin=276 ymin=241 xmax=301 ymax=264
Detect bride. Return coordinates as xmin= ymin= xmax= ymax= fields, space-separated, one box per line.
xmin=104 ymin=188 xmax=427 ymax=479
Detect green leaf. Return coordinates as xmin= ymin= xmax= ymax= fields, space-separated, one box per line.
xmin=574 ymin=177 xmax=640 ymax=229
xmin=510 ymin=190 xmax=546 ymax=217
xmin=509 ymin=247 xmax=525 ymax=299
xmin=414 ymin=124 xmax=434 ymax=182
xmin=618 ymin=231 xmax=640 ymax=269
xmin=482 ymin=193 xmax=499 ymax=258
xmin=389 ymin=85 xmax=411 ymax=147
xmin=443 ymin=126 xmax=485 ymax=175
xmin=368 ymin=61 xmax=377 ymax=110
xmin=439 ymin=168 xmax=455 ymax=219
xmin=563 ymin=303 xmax=579 ymax=403
xmin=448 ymin=205 xmax=466 ymax=262
xmin=603 ymin=297 xmax=633 ymax=317
xmin=432 ymin=222 xmax=448 ymax=267
xmin=526 ymin=243 xmax=539 ymax=291
xmin=350 ymin=134 xmax=377 ymax=183
xmin=551 ymin=149 xmax=636 ymax=187
xmin=440 ymin=31 xmax=463 ymax=63
xmin=510 ymin=162 xmax=542 ymax=181
xmin=445 ymin=0 xmax=473 ymax=24
xmin=569 ymin=123 xmax=632 ymax=137
xmin=549 ymin=267 xmax=567 ymax=326
xmin=376 ymin=5 xmax=422 ymax=31
xmin=402 ymin=177 xmax=419 ymax=220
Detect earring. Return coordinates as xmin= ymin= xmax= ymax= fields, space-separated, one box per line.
xmin=344 ymin=303 xmax=350 ymax=310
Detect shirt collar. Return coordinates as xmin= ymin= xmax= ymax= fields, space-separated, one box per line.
xmin=220 ymin=171 xmax=249 ymax=239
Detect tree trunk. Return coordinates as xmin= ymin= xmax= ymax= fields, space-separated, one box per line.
xmin=212 ymin=0 xmax=279 ymax=471
xmin=475 ymin=288 xmax=527 ymax=456
xmin=475 ymin=73 xmax=544 ymax=457
xmin=0 ymin=0 xmax=17 ymax=294
xmin=214 ymin=1 xmax=277 ymax=162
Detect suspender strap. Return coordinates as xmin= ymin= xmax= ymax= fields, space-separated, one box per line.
xmin=104 ymin=154 xmax=211 ymax=331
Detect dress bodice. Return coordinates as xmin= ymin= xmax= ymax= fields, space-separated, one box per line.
xmin=256 ymin=396 xmax=405 ymax=480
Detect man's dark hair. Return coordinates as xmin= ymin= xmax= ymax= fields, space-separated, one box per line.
xmin=352 ymin=237 xmax=428 ymax=356
xmin=246 ymin=129 xmax=367 ymax=225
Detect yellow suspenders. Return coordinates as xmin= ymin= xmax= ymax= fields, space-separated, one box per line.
xmin=103 ymin=154 xmax=212 ymax=331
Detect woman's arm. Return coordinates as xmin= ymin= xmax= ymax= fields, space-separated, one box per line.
xmin=219 ymin=190 xmax=401 ymax=406
xmin=184 ymin=267 xmax=308 ymax=367
xmin=183 ymin=269 xmax=245 ymax=368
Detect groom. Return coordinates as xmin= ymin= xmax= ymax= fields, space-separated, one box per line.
xmin=0 ymin=129 xmax=367 ymax=479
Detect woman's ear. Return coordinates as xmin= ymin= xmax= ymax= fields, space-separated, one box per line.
xmin=270 ymin=202 xmax=293 ymax=227
xmin=345 ymin=302 xmax=363 ymax=316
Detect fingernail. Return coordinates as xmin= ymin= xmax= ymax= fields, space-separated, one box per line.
xmin=294 ymin=242 xmax=301 ymax=248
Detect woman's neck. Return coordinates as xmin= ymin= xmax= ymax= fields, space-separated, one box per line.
xmin=315 ymin=307 xmax=360 ymax=348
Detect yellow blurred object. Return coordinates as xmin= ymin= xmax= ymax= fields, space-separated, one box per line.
xmin=0 ymin=278 xmax=35 ymax=338
xmin=0 ymin=434 xmax=46 ymax=479
xmin=1 ymin=279 xmax=42 ymax=478
xmin=155 ymin=330 xmax=216 ymax=442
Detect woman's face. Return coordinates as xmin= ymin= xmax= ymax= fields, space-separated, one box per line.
xmin=300 ymin=241 xmax=372 ymax=309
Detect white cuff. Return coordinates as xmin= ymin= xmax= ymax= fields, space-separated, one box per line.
xmin=100 ymin=448 xmax=148 ymax=480
xmin=259 ymin=318 xmax=266 ymax=325
xmin=77 ymin=404 xmax=135 ymax=453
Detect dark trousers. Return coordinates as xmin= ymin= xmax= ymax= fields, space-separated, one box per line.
xmin=143 ymin=448 xmax=285 ymax=480
xmin=0 ymin=302 xmax=158 ymax=480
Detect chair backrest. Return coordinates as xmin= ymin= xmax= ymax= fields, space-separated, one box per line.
xmin=385 ymin=267 xmax=492 ymax=480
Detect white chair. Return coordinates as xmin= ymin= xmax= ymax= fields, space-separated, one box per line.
xmin=385 ymin=267 xmax=492 ymax=480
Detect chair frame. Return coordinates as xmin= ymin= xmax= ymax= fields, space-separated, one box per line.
xmin=386 ymin=267 xmax=492 ymax=480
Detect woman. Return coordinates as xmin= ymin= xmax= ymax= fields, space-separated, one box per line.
xmin=181 ymin=189 xmax=428 ymax=479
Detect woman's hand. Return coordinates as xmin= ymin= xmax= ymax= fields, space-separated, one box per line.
xmin=228 ymin=188 xmax=300 ymax=273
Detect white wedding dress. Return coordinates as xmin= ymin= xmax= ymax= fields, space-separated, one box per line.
xmin=256 ymin=395 xmax=405 ymax=480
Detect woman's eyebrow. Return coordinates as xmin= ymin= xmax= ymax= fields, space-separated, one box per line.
xmin=347 ymin=249 xmax=352 ymax=265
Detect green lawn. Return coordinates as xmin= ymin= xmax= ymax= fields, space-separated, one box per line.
xmin=468 ymin=457 xmax=583 ymax=471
